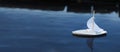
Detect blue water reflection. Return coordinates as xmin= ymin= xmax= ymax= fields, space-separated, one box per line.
xmin=0 ymin=7 xmax=120 ymax=52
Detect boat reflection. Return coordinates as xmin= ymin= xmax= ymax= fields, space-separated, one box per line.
xmin=87 ymin=38 xmax=94 ymax=52
xmin=73 ymin=34 xmax=106 ymax=52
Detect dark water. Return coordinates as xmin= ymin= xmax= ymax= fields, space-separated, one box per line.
xmin=0 ymin=7 xmax=120 ymax=52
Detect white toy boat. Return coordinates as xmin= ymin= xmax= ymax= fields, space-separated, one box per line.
xmin=72 ymin=11 xmax=107 ymax=36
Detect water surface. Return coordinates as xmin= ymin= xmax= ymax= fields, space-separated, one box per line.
xmin=0 ymin=7 xmax=120 ymax=52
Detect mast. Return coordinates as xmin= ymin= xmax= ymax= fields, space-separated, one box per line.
xmin=91 ymin=5 xmax=95 ymax=30
xmin=93 ymin=10 xmax=95 ymax=17
xmin=92 ymin=10 xmax=95 ymax=30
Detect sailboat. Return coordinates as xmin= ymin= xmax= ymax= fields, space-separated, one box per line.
xmin=72 ymin=11 xmax=107 ymax=36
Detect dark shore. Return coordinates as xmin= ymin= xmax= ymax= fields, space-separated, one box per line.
xmin=0 ymin=0 xmax=119 ymax=15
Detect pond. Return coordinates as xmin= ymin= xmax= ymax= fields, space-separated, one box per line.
xmin=0 ymin=5 xmax=120 ymax=52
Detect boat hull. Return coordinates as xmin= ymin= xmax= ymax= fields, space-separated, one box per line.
xmin=72 ymin=29 xmax=107 ymax=36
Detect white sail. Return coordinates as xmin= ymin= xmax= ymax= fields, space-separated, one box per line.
xmin=87 ymin=16 xmax=104 ymax=32
xmin=63 ymin=6 xmax=67 ymax=12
